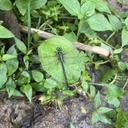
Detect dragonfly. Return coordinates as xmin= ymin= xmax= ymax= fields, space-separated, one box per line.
xmin=38 ymin=36 xmax=88 ymax=88
xmin=54 ymin=47 xmax=70 ymax=88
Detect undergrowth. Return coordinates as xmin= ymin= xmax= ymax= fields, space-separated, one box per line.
xmin=0 ymin=0 xmax=128 ymax=127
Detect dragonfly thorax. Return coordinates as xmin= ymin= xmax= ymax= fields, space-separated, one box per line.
xmin=56 ymin=47 xmax=64 ymax=61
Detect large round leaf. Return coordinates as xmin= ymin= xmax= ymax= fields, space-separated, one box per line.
xmin=38 ymin=36 xmax=85 ymax=84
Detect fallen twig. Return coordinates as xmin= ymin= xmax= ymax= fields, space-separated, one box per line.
xmin=20 ymin=25 xmax=111 ymax=57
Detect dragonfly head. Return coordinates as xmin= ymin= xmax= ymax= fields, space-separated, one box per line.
xmin=56 ymin=47 xmax=62 ymax=52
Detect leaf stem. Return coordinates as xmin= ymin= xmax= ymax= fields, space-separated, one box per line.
xmin=106 ymin=32 xmax=116 ymax=44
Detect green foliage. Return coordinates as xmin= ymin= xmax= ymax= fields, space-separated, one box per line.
xmin=87 ymin=14 xmax=112 ymax=31
xmin=101 ymin=68 xmax=117 ymax=83
xmin=0 ymin=0 xmax=128 ymax=126
xmin=58 ymin=0 xmax=80 ymax=17
xmin=6 ymin=46 xmax=19 ymax=76
xmin=31 ymin=70 xmax=44 ymax=82
xmin=0 ymin=0 xmax=12 ymax=11
xmin=6 ymin=78 xmax=16 ymax=97
xmin=0 ymin=63 xmax=7 ymax=88
xmin=89 ymin=0 xmax=110 ymax=13
xmin=122 ymin=29 xmax=128 ymax=47
xmin=44 ymin=78 xmax=59 ymax=92
xmin=91 ymin=107 xmax=112 ymax=124
xmin=20 ymin=84 xmax=32 ymax=102
xmin=18 ymin=71 xmax=31 ymax=85
xmin=0 ymin=25 xmax=14 ymax=38
xmin=38 ymin=36 xmax=86 ymax=84
xmin=80 ymin=1 xmax=95 ymax=17
xmin=15 ymin=37 xmax=27 ymax=54
xmin=105 ymin=84 xmax=124 ymax=107
xmin=115 ymin=108 xmax=128 ymax=128
xmin=16 ymin=0 xmax=47 ymax=15
xmin=108 ymin=15 xmax=122 ymax=31
xmin=94 ymin=91 xmax=101 ymax=108
xmin=92 ymin=92 xmax=112 ymax=124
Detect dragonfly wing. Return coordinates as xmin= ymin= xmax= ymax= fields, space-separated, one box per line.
xmin=63 ymin=51 xmax=86 ymax=84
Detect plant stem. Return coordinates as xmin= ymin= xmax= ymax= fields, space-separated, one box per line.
xmin=36 ymin=16 xmax=42 ymax=29
xmin=106 ymin=32 xmax=116 ymax=44
xmin=27 ymin=1 xmax=31 ymax=50
xmin=77 ymin=19 xmax=84 ymax=37
xmin=98 ymin=37 xmax=115 ymax=49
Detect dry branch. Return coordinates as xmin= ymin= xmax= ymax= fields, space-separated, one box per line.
xmin=20 ymin=25 xmax=111 ymax=57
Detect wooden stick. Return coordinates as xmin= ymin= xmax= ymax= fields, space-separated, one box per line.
xmin=20 ymin=25 xmax=111 ymax=57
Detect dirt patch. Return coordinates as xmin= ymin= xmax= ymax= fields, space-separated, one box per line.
xmin=0 ymin=92 xmax=109 ymax=128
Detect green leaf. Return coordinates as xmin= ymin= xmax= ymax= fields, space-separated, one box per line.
xmin=81 ymin=70 xmax=91 ymax=81
xmin=6 ymin=87 xmax=15 ymax=98
xmin=81 ymin=80 xmax=89 ymax=93
xmin=31 ymin=82 xmax=45 ymax=92
xmin=31 ymin=70 xmax=44 ymax=82
xmin=107 ymin=97 xmax=120 ymax=107
xmin=2 ymin=54 xmax=17 ymax=61
xmin=6 ymin=46 xmax=19 ymax=76
xmin=90 ymin=0 xmax=110 ymax=13
xmin=80 ymin=1 xmax=95 ymax=17
xmin=31 ymin=0 xmax=47 ymax=10
xmin=118 ymin=62 xmax=127 ymax=71
xmin=124 ymin=17 xmax=128 ymax=29
xmin=97 ymin=107 xmax=113 ymax=114
xmin=0 ymin=63 xmax=7 ymax=88
xmin=108 ymin=15 xmax=122 ymax=31
xmin=87 ymin=14 xmax=112 ymax=31
xmin=44 ymin=78 xmax=58 ymax=91
xmin=12 ymin=90 xmax=23 ymax=97
xmin=0 ymin=0 xmax=12 ymax=10
xmin=20 ymin=84 xmax=32 ymax=102
xmin=38 ymin=36 xmax=85 ymax=84
xmin=6 ymin=59 xmax=19 ymax=76
xmin=63 ymin=90 xmax=74 ymax=96
xmin=94 ymin=91 xmax=101 ymax=108
xmin=122 ymin=29 xmax=128 ymax=47
xmin=15 ymin=37 xmax=27 ymax=54
xmin=17 ymin=71 xmax=31 ymax=85
xmin=15 ymin=0 xmax=27 ymax=15
xmin=64 ymin=32 xmax=77 ymax=43
xmin=98 ymin=114 xmax=111 ymax=124
xmin=58 ymin=0 xmax=80 ymax=16
xmin=7 ymin=45 xmax=17 ymax=55
xmin=16 ymin=0 xmax=47 ymax=15
xmin=91 ymin=111 xmax=99 ymax=124
xmin=89 ymin=85 xmax=96 ymax=98
xmin=0 ymin=25 xmax=14 ymax=38
xmin=23 ymin=55 xmax=29 ymax=70
xmin=79 ymin=21 xmax=96 ymax=38
xmin=106 ymin=84 xmax=124 ymax=97
xmin=91 ymin=109 xmax=112 ymax=124
xmin=6 ymin=78 xmax=16 ymax=97
xmin=106 ymin=84 xmax=124 ymax=107
xmin=101 ymin=69 xmax=116 ymax=82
